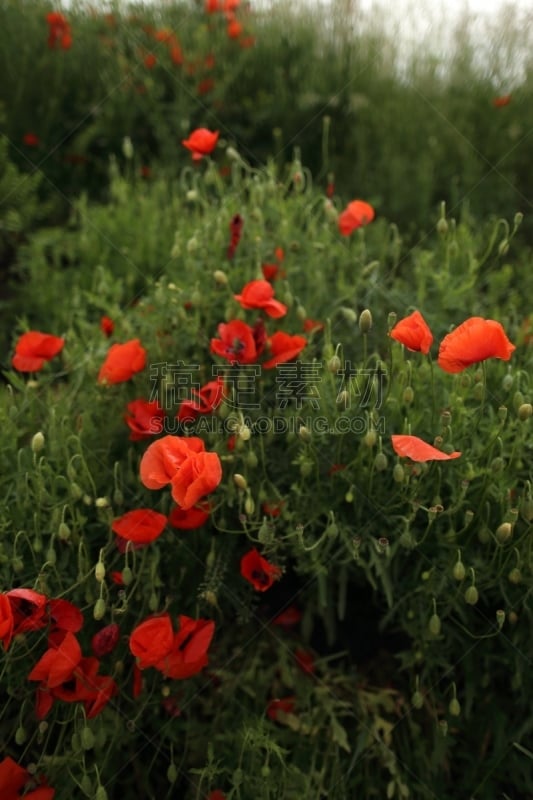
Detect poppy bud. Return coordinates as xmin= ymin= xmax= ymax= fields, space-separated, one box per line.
xmin=359 ymin=309 xmax=373 ymax=334
xmin=403 ymin=386 xmax=414 ymax=405
xmin=363 ymin=430 xmax=377 ymax=447
xmin=521 ymin=497 xmax=533 ymax=522
xmin=31 ymin=431 xmax=45 ymax=453
xmin=464 ymin=509 xmax=474 ymax=526
xmin=187 ymin=236 xmax=199 ymax=253
xmin=464 ymin=585 xmax=479 ymax=605
xmin=95 ymin=560 xmax=106 ymax=582
xmin=498 ymin=239 xmax=509 ymax=257
xmin=387 ymin=311 xmax=397 ymax=330
xmin=513 ymin=391 xmax=525 ymax=409
xmin=213 ymin=269 xmax=228 ymax=286
xmin=495 ymin=522 xmax=512 ymax=543
xmin=244 ymin=495 xmax=255 ymax=515
xmin=448 ymin=698 xmax=461 ymax=717
xmin=46 ymin=546 xmax=57 ymax=565
xmin=393 ymin=463 xmax=405 ymax=483
xmin=246 ymin=451 xmax=258 ymax=468
xmin=429 ymin=614 xmax=441 ymax=636
xmin=122 ymin=566 xmax=133 ymax=585
xmin=93 ymin=598 xmax=106 ymax=620
xmin=167 ymin=763 xmax=178 ymax=783
xmin=508 ymin=567 xmax=522 ymax=584
xmin=496 ymin=609 xmax=505 ymax=628
xmin=327 ymin=354 xmax=341 ymax=373
xmin=514 ymin=212 xmax=523 ymax=227
xmin=345 ymin=487 xmax=354 ymax=502
xmin=452 ymin=552 xmax=465 ymax=581
xmin=226 ymin=146 xmax=241 ymax=161
xmin=122 ymin=136 xmax=134 ymax=159
xmin=498 ymin=405 xmax=508 ymax=423
xmin=491 ymin=457 xmax=504 ymax=474
xmin=58 ymin=521 xmax=71 ymax=542
xmin=15 ymin=726 xmax=27 ymax=745
xmin=502 ymin=373 xmax=514 ymax=391
xmin=81 ymin=726 xmax=95 ymax=750
xmin=300 ymin=460 xmax=313 ymax=477
xmin=336 ymin=389 xmax=349 ymax=409
xmin=233 ymin=473 xmax=247 ymax=490
xmin=341 ymin=308 xmax=358 ymax=325
xmin=436 ymin=217 xmax=448 ymax=236
xmin=374 ymin=452 xmax=388 ymax=471
xmin=518 ymin=403 xmax=532 ymax=421
xmin=95 ymin=787 xmax=108 ymax=800
xmin=411 ymin=690 xmax=424 ymax=709
xmin=299 ymin=425 xmax=312 ymax=442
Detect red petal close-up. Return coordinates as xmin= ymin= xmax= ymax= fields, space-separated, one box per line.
xmin=437 ymin=317 xmax=516 ymax=373
xmin=391 ymin=435 xmax=461 ymax=462
xmin=111 ymin=508 xmax=168 ymax=543
xmin=169 ymin=450 xmax=222 ymax=510
xmin=390 ymin=310 xmax=434 ymax=355
xmin=140 ymin=435 xmax=206 ymax=489
xmin=124 ymin=398 xmax=165 ymax=440
xmin=168 ymin=501 xmax=211 ymax=529
xmin=129 ymin=614 xmax=174 ymax=668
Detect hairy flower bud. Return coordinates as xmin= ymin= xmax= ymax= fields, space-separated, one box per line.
xmin=359 ymin=309 xmax=373 ymax=334
xmin=31 ymin=431 xmax=45 ymax=453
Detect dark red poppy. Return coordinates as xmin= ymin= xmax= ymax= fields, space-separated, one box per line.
xmin=390 ymin=310 xmax=433 ymax=354
xmin=261 ymin=500 xmax=284 ymax=517
xmin=12 ymin=331 xmax=65 ymax=372
xmin=28 ymin=632 xmax=82 ymax=689
xmin=302 ymin=318 xmax=324 ymax=333
xmin=100 ymin=315 xmax=114 ymax=337
xmin=0 ymin=594 xmax=14 ymax=651
xmin=261 ymin=263 xmax=280 ymax=281
xmin=262 ymin=331 xmax=307 ymax=369
xmin=227 ymin=214 xmax=244 ymax=260
xmin=112 ymin=508 xmax=168 ymax=544
xmin=47 ymin=598 xmax=84 ymax=643
xmin=144 ymin=52 xmax=157 ymax=68
xmin=272 ymin=605 xmax=301 ymax=628
xmin=6 ymin=588 xmax=48 ymax=635
xmin=266 ymin=696 xmax=295 ymax=722
xmin=168 ymin=502 xmax=211 ymax=529
xmin=46 ymin=11 xmax=72 ymax=50
xmin=177 ymin=378 xmax=224 ymax=423
xmin=437 ymin=317 xmax=516 ymax=373
xmin=182 ymin=128 xmax=219 ymax=161
xmin=234 ymin=280 xmax=287 ymax=318
xmin=125 ymin=398 xmax=165 ymax=440
xmin=130 ymin=615 xmax=175 ymax=668
xmin=295 ymin=647 xmax=315 ymax=675
xmin=0 ymin=756 xmax=55 ymax=799
xmin=210 ymin=319 xmax=263 ymax=363
xmin=50 ymin=655 xmax=117 ymax=719
xmin=91 ymin=623 xmax=120 ymax=658
xmin=97 ymin=339 xmax=146 ymax=384
xmin=240 ymin=548 xmax=281 ymax=591
xmin=198 ymin=78 xmax=215 ymax=95
xmin=338 ymin=199 xmax=375 ymax=236
xmin=155 ymin=615 xmax=216 ymax=679
xmin=391 ymin=435 xmax=461 ymax=462
xmin=23 ymin=132 xmax=40 ymax=147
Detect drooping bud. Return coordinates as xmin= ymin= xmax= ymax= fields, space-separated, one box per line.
xmin=403 ymin=386 xmax=414 ymax=405
xmin=452 ymin=551 xmax=466 ymax=581
xmin=31 ymin=431 xmax=45 ymax=453
xmin=374 ymin=452 xmax=388 ymax=471
xmin=233 ymin=474 xmax=248 ymax=490
xmin=518 ymin=403 xmax=532 ymax=421
xmin=464 ymin=585 xmax=479 ymax=605
xmin=93 ymin=598 xmax=106 ymax=620
xmin=359 ymin=309 xmax=373 ymax=334
xmin=495 ymin=522 xmax=513 ymax=543
xmin=448 ymin=697 xmax=461 ymax=717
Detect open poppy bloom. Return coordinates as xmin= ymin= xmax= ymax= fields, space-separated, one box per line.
xmin=182 ymin=128 xmax=219 ymax=160
xmin=46 ymin=11 xmax=72 ymax=49
xmin=6 ymin=587 xmax=48 ymax=635
xmin=140 ymin=435 xmax=222 ymax=510
xmin=168 ymin=501 xmax=211 ymax=529
xmin=240 ymin=548 xmax=281 ymax=591
xmin=210 ymin=319 xmax=264 ymax=363
xmin=234 ymin=280 xmax=287 ymax=318
xmin=37 ymin=654 xmax=118 ymax=720
xmin=437 ymin=317 xmax=516 ymax=373
xmin=177 ymin=378 xmax=224 ymax=423
xmin=0 ymin=756 xmax=55 ymax=799
xmin=125 ymin=398 xmax=165 ymax=440
xmin=391 ymin=435 xmax=461 ymax=462
xmin=130 ymin=613 xmax=215 ymax=679
xmin=98 ymin=339 xmax=146 ymax=384
xmin=12 ymin=331 xmax=65 ymax=372
xmin=390 ymin=310 xmax=433 ymax=354
xmin=112 ymin=508 xmax=168 ymax=544
xmin=28 ymin=632 xmax=82 ymax=689
xmin=262 ymin=331 xmax=307 ymax=369
xmin=0 ymin=595 xmax=14 ymax=651
xmin=338 ymin=199 xmax=375 ymax=236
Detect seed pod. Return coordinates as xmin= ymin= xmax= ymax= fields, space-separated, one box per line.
xmin=374 ymin=453 xmax=388 ymax=471
xmin=167 ymin=763 xmax=178 ymax=783
xmin=121 ymin=566 xmax=133 ymax=586
xmin=452 ymin=559 xmax=466 ymax=581
xmin=80 ymin=726 xmax=95 ymax=750
xmin=428 ymin=614 xmax=441 ymax=636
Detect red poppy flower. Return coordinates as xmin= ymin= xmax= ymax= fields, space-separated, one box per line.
xmin=112 ymin=508 xmax=167 ymax=544
xmin=338 ymin=199 xmax=375 ymax=236
xmin=207 ymin=792 xmax=226 ymax=800
xmin=437 ymin=317 xmax=516 ymax=373
xmin=272 ymin=605 xmax=301 ymax=628
xmin=23 ymin=132 xmax=40 ymax=147
xmin=47 ymin=598 xmax=84 ymax=640
xmin=262 ymin=331 xmax=307 ymax=369
xmin=227 ymin=18 xmax=243 ymax=38
xmin=182 ymin=128 xmax=219 ymax=161
xmin=125 ymin=398 xmax=165 ymax=440
xmin=210 ymin=319 xmax=262 ymax=363
xmin=177 ymin=378 xmax=224 ymax=423
xmin=234 ymin=280 xmax=287 ymax=319
xmin=100 ymin=315 xmax=114 ymax=337
xmin=391 ymin=435 xmax=461 ymax=462
xmin=50 ymin=655 xmax=117 ymax=719
xmin=140 ymin=436 xmax=222 ymax=510
xmin=144 ymin=52 xmax=157 ymax=68
xmin=12 ymin=331 xmax=65 ymax=372
xmin=170 ymin=44 xmax=184 ymax=65
xmin=0 ymin=756 xmax=55 ymax=800
xmin=261 ymin=500 xmax=284 ymax=517
xmin=492 ymin=94 xmax=511 ymax=108
xmin=261 ymin=263 xmax=280 ymax=281
xmin=28 ymin=632 xmax=82 ymax=689
xmin=168 ymin=501 xmax=211 ymax=529
xmin=0 ymin=594 xmax=14 ymax=651
xmin=130 ymin=614 xmax=175 ymax=668
xmin=302 ymin=318 xmax=324 ymax=333
xmin=91 ymin=623 xmax=120 ymax=658
xmin=97 ymin=338 xmax=146 ymax=384
xmin=198 ymin=78 xmax=215 ymax=95
xmin=6 ymin=588 xmax=48 ymax=635
xmin=155 ymin=615 xmax=215 ymax=679
xmin=266 ymin=696 xmax=295 ymax=722
xmin=240 ymin=548 xmax=281 ymax=591
xmin=46 ymin=11 xmax=72 ymax=50
xmin=205 ymin=0 xmax=220 ymax=12
xmin=295 ymin=647 xmax=315 ymax=675
xmin=390 ymin=310 xmax=433 ymax=354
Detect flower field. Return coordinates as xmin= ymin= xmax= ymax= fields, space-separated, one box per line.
xmin=0 ymin=1 xmax=532 ymax=799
